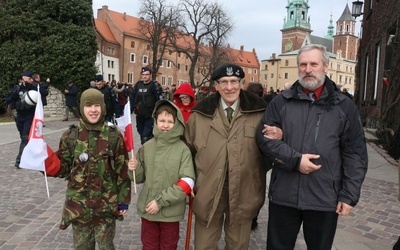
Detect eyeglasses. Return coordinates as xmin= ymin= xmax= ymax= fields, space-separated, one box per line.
xmin=217 ymin=79 xmax=240 ymax=87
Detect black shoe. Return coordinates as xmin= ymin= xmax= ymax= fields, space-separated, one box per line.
xmin=251 ymin=219 xmax=258 ymax=231
xmin=15 ymin=163 xmax=20 ymax=169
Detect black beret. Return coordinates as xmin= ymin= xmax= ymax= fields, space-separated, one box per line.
xmin=212 ymin=64 xmax=245 ymax=81
xmin=141 ymin=67 xmax=152 ymax=73
xmin=95 ymin=74 xmax=103 ymax=81
xmin=22 ymin=70 xmax=33 ymax=77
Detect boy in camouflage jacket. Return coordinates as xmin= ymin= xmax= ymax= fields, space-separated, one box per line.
xmin=54 ymin=89 xmax=131 ymax=249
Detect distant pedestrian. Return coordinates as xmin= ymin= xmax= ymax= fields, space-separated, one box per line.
xmin=94 ymin=75 xmax=115 ymax=122
xmin=54 ymin=89 xmax=131 ymax=249
xmin=63 ymin=80 xmax=80 ymax=121
xmin=130 ymin=67 xmax=163 ymax=144
xmin=5 ymin=70 xmax=48 ymax=168
xmin=173 ymin=83 xmax=197 ymax=123
xmin=128 ymin=100 xmax=195 ymax=249
xmin=32 ymin=73 xmax=49 ymax=106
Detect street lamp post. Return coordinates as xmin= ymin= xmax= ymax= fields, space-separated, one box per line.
xmin=352 ymin=0 xmax=364 ymax=19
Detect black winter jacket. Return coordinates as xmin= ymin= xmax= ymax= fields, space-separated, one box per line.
xmin=256 ymin=76 xmax=368 ymax=211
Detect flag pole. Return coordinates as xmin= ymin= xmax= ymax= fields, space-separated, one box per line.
xmin=43 ymin=161 xmax=50 ymax=198
xmin=128 ymin=150 xmax=137 ymax=194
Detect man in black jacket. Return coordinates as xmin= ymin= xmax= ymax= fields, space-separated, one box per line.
xmin=256 ymin=44 xmax=368 ymax=250
xmin=5 ymin=70 xmax=48 ymax=168
xmin=130 ymin=67 xmax=162 ymax=144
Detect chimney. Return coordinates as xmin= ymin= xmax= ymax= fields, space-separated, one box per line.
xmin=102 ymin=5 xmax=108 ymax=10
xmin=271 ymin=53 xmax=276 ymax=59
xmin=240 ymin=45 xmax=244 ymax=51
xmin=123 ymin=12 xmax=126 ymax=21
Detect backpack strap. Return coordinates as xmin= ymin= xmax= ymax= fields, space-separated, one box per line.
xmin=66 ymin=124 xmax=119 ymax=171
xmin=107 ymin=125 xmax=119 ymax=171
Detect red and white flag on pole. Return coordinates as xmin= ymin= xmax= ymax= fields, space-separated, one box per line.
xmin=116 ymin=100 xmax=134 ymax=152
xmin=20 ymin=85 xmax=60 ymax=197
xmin=116 ymin=99 xmax=137 ymax=193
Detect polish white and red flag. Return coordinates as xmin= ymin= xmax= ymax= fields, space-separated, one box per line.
xmin=20 ymin=86 xmax=59 ymax=175
xmin=116 ymin=100 xmax=134 ymax=152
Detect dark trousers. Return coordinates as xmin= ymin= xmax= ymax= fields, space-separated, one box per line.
xmin=267 ymin=203 xmax=338 ymax=250
xmin=394 ymin=236 xmax=400 ymax=250
xmin=136 ymin=116 xmax=153 ymax=144
xmin=141 ymin=218 xmax=179 ymax=250
xmin=15 ymin=114 xmax=33 ymax=166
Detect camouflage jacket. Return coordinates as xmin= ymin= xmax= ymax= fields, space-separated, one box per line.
xmin=55 ymin=121 xmax=131 ymax=229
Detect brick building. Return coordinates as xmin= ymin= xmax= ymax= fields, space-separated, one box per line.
xmin=355 ymin=0 xmax=400 ymax=130
xmin=94 ymin=5 xmax=260 ymax=88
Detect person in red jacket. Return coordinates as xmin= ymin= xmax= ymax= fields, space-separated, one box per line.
xmin=173 ymin=83 xmax=197 ymax=123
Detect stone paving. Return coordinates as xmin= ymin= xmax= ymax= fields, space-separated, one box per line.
xmin=0 ymin=118 xmax=399 ymax=249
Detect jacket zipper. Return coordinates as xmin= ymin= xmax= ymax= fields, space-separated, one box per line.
xmin=314 ymin=115 xmax=320 ymax=142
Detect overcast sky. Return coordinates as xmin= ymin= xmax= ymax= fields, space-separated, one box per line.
xmin=92 ymin=0 xmax=361 ymax=61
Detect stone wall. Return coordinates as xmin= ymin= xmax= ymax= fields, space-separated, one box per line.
xmin=43 ymin=86 xmax=65 ymax=120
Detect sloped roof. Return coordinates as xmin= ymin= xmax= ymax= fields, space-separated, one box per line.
xmin=228 ymin=47 xmax=260 ymax=68
xmin=308 ymin=35 xmax=333 ymax=52
xmin=338 ymin=4 xmax=355 ymax=22
xmin=94 ymin=19 xmax=119 ymax=45
xmin=280 ymin=49 xmax=337 ymax=59
xmin=100 ymin=8 xmax=259 ymax=68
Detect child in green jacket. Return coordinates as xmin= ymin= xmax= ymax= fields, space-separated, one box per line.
xmin=128 ymin=100 xmax=195 ymax=249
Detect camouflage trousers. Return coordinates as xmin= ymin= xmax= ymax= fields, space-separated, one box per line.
xmin=72 ymin=217 xmax=116 ymax=250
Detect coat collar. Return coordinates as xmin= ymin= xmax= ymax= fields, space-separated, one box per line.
xmin=192 ymin=90 xmax=267 ymax=117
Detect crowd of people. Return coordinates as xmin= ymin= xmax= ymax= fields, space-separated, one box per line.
xmin=5 ymin=44 xmax=382 ymax=250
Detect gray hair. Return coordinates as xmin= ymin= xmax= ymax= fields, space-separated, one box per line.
xmin=297 ymin=44 xmax=329 ymax=65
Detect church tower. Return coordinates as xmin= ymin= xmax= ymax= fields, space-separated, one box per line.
xmin=281 ymin=0 xmax=312 ymax=53
xmin=333 ymin=4 xmax=359 ymax=60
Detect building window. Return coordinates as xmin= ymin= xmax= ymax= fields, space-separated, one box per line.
xmin=130 ymin=53 xmax=136 ymax=63
xmin=178 ymin=52 xmax=181 ymax=57
xmin=346 ymin=25 xmax=349 ymax=32
xmin=168 ymin=76 xmax=173 ymax=85
xmin=248 ymin=68 xmax=252 ymax=74
xmin=107 ymin=60 xmax=114 ymax=68
xmin=167 ymin=60 xmax=172 ymax=68
xmin=160 ymin=60 xmax=164 ymax=68
xmin=254 ymin=69 xmax=257 ymax=74
xmin=131 ymin=41 xmax=135 ymax=48
xmin=250 ymin=76 xmax=254 ymax=82
xmin=177 ymin=63 xmax=181 ymax=70
xmin=143 ymin=55 xmax=148 ymax=64
xmin=271 ymin=73 xmax=274 ymax=78
xmin=107 ymin=47 xmax=115 ymax=55
xmin=185 ymin=65 xmax=188 ymax=71
xmin=337 ymin=64 xmax=341 ymax=71
xmin=161 ymin=75 xmax=166 ymax=85
xmin=265 ymin=65 xmax=268 ymax=70
xmin=272 ymin=62 xmax=275 ymax=66
xmin=373 ymin=43 xmax=380 ymax=100
xmin=285 ymin=60 xmax=289 ymax=66
xmin=169 ymin=50 xmax=172 ymax=55
xmin=363 ymin=56 xmax=369 ymax=101
xmin=128 ymin=73 xmax=134 ymax=84
xmin=264 ymin=74 xmax=267 ymax=80
xmin=284 ymin=73 xmax=288 ymax=79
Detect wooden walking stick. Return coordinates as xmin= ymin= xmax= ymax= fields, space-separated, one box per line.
xmin=185 ymin=196 xmax=194 ymax=250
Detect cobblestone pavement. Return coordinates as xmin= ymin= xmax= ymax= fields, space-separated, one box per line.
xmin=0 ymin=118 xmax=399 ymax=249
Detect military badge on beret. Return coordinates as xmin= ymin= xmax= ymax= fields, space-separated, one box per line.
xmin=212 ymin=63 xmax=245 ymax=81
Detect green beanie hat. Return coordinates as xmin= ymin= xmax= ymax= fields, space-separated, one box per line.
xmin=80 ymin=89 xmax=106 ymax=129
